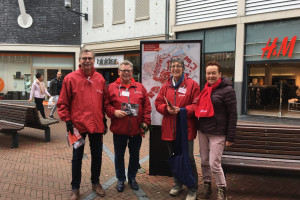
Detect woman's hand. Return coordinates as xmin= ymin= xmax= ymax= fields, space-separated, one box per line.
xmin=167 ymin=106 xmax=180 ymax=115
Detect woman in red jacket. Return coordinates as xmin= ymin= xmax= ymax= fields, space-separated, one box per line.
xmin=155 ymin=57 xmax=200 ymax=200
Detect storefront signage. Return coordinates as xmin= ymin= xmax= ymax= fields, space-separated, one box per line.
xmin=94 ymin=55 xmax=124 ymax=68
xmin=261 ymin=36 xmax=297 ymax=59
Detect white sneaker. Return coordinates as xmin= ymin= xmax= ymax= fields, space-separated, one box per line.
xmin=170 ymin=185 xmax=183 ymax=196
xmin=186 ymin=190 xmax=197 ymax=200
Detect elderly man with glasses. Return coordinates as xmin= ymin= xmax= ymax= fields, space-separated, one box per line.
xmin=104 ymin=60 xmax=151 ymax=193
xmin=57 ymin=49 xmax=107 ymax=200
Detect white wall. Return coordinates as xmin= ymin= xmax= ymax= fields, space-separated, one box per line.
xmin=82 ymin=0 xmax=166 ymax=44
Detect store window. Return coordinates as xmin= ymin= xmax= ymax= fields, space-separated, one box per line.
xmin=248 ymin=62 xmax=300 ymax=118
xmin=246 ymin=18 xmax=300 ymax=118
xmin=0 ymin=54 xmax=31 ymax=100
xmin=0 ymin=53 xmax=74 ymax=101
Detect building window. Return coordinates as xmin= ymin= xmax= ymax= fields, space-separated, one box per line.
xmin=205 ymin=52 xmax=235 ymax=84
xmin=113 ymin=0 xmax=125 ymax=25
xmin=93 ymin=0 xmax=104 ymax=28
xmin=135 ymin=0 xmax=150 ymax=21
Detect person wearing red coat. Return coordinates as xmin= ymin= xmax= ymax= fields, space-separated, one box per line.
xmin=104 ymin=60 xmax=151 ymax=192
xmin=155 ymin=57 xmax=200 ymax=200
xmin=57 ymin=49 xmax=106 ymax=200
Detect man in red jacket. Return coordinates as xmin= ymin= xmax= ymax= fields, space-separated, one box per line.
xmin=105 ymin=60 xmax=151 ymax=193
xmin=57 ymin=49 xmax=106 ymax=200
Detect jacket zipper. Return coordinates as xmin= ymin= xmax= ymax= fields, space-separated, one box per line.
xmin=173 ymin=88 xmax=177 ymax=139
xmin=127 ymin=87 xmax=132 ymax=136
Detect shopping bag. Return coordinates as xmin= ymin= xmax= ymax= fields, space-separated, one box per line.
xmin=48 ymin=97 xmax=54 ymax=108
xmin=168 ymin=108 xmax=196 ymax=188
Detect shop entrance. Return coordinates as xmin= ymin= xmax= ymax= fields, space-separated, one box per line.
xmin=247 ymin=62 xmax=300 ymax=118
xmin=96 ymin=68 xmax=118 ymax=85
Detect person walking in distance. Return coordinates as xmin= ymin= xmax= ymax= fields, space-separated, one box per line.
xmin=48 ymin=71 xmax=63 ymax=119
xmin=57 ymin=49 xmax=106 ymax=200
xmin=28 ymin=73 xmax=52 ymax=119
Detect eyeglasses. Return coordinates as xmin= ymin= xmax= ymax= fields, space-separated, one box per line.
xmin=81 ymin=57 xmax=94 ymax=61
xmin=170 ymin=65 xmax=183 ymax=69
xmin=119 ymin=69 xmax=132 ymax=73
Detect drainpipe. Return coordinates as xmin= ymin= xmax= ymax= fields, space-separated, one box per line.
xmin=165 ymin=0 xmax=169 ymax=40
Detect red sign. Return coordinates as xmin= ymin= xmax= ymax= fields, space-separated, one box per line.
xmin=261 ymin=36 xmax=297 ymax=59
xmin=144 ymin=44 xmax=160 ymax=51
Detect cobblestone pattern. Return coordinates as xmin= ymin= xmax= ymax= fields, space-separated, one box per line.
xmin=0 ymin=108 xmax=300 ymax=200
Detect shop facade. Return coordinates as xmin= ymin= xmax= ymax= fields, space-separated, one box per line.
xmin=171 ymin=1 xmax=300 ymax=119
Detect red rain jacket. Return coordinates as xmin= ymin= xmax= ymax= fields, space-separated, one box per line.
xmin=57 ymin=66 xmax=106 ymax=134
xmin=155 ymin=74 xmax=200 ymax=141
xmin=104 ymin=78 xmax=151 ymax=136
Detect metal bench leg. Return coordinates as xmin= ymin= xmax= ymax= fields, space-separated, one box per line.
xmin=45 ymin=127 xmax=50 ymax=142
xmin=12 ymin=131 xmax=19 ymax=148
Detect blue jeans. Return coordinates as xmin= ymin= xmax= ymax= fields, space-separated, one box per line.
xmin=113 ymin=134 xmax=142 ymax=182
xmin=71 ymin=132 xmax=103 ymax=189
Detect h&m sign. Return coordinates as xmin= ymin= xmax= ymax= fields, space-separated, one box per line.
xmin=261 ymin=36 xmax=297 ymax=59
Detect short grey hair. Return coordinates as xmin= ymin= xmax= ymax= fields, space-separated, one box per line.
xmin=119 ymin=60 xmax=133 ymax=70
xmin=80 ymin=49 xmax=95 ymax=59
xmin=170 ymin=57 xmax=185 ymax=69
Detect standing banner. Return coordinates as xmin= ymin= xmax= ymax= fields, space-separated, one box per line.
xmin=140 ymin=40 xmax=202 ymax=125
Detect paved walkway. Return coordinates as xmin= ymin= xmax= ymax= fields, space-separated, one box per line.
xmin=0 ymin=109 xmax=300 ymax=200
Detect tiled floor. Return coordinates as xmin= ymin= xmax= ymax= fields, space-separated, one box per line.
xmin=0 ymin=107 xmax=300 ymax=199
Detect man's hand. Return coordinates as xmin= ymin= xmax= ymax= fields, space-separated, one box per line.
xmin=114 ymin=110 xmax=127 ymax=118
xmin=167 ymin=106 xmax=180 ymax=115
xmin=28 ymin=99 xmax=31 ymax=104
xmin=142 ymin=123 xmax=148 ymax=130
xmin=66 ymin=120 xmax=74 ymax=135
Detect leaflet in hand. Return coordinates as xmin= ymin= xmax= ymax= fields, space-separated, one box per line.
xmin=121 ymin=103 xmax=139 ymax=116
xmin=164 ymin=96 xmax=175 ymax=110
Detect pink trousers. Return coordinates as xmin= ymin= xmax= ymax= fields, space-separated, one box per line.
xmin=198 ymin=131 xmax=226 ymax=187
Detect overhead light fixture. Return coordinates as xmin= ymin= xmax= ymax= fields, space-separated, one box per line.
xmin=65 ymin=0 xmax=88 ymax=21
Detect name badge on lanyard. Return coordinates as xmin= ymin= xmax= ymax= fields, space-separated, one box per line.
xmin=178 ymin=87 xmax=187 ymax=94
xmin=122 ymin=90 xmax=130 ymax=97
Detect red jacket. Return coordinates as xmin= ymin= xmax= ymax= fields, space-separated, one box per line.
xmin=104 ymin=78 xmax=151 ymax=136
xmin=155 ymin=74 xmax=200 ymax=141
xmin=57 ymin=66 xmax=106 ymax=134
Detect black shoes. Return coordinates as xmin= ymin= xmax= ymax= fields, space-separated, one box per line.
xmin=116 ymin=181 xmax=124 ymax=192
xmin=128 ymin=178 xmax=139 ymax=190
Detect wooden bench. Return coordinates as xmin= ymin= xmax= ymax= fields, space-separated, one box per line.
xmin=222 ymin=122 xmax=300 ymax=174
xmin=0 ymin=102 xmax=59 ymax=148
xmin=0 ymin=103 xmax=28 ymax=148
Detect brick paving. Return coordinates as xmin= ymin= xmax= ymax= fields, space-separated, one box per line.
xmin=0 ymin=108 xmax=300 ymax=200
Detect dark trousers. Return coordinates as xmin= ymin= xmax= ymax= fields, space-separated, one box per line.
xmin=113 ymin=134 xmax=142 ymax=182
xmin=34 ymin=97 xmax=45 ymax=118
xmin=71 ymin=132 xmax=103 ymax=189
xmin=166 ymin=140 xmax=198 ymax=192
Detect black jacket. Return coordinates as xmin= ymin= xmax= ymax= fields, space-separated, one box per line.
xmin=197 ymin=77 xmax=237 ymax=142
xmin=49 ymin=77 xmax=63 ymax=96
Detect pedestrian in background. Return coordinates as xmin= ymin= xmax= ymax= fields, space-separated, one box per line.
xmin=48 ymin=71 xmax=63 ymax=119
xmin=28 ymin=73 xmax=51 ymax=119
xmin=57 ymin=49 xmax=106 ymax=200
xmin=105 ymin=60 xmax=151 ymax=193
xmin=195 ymin=61 xmax=237 ymax=200
xmin=155 ymin=57 xmax=200 ymax=200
